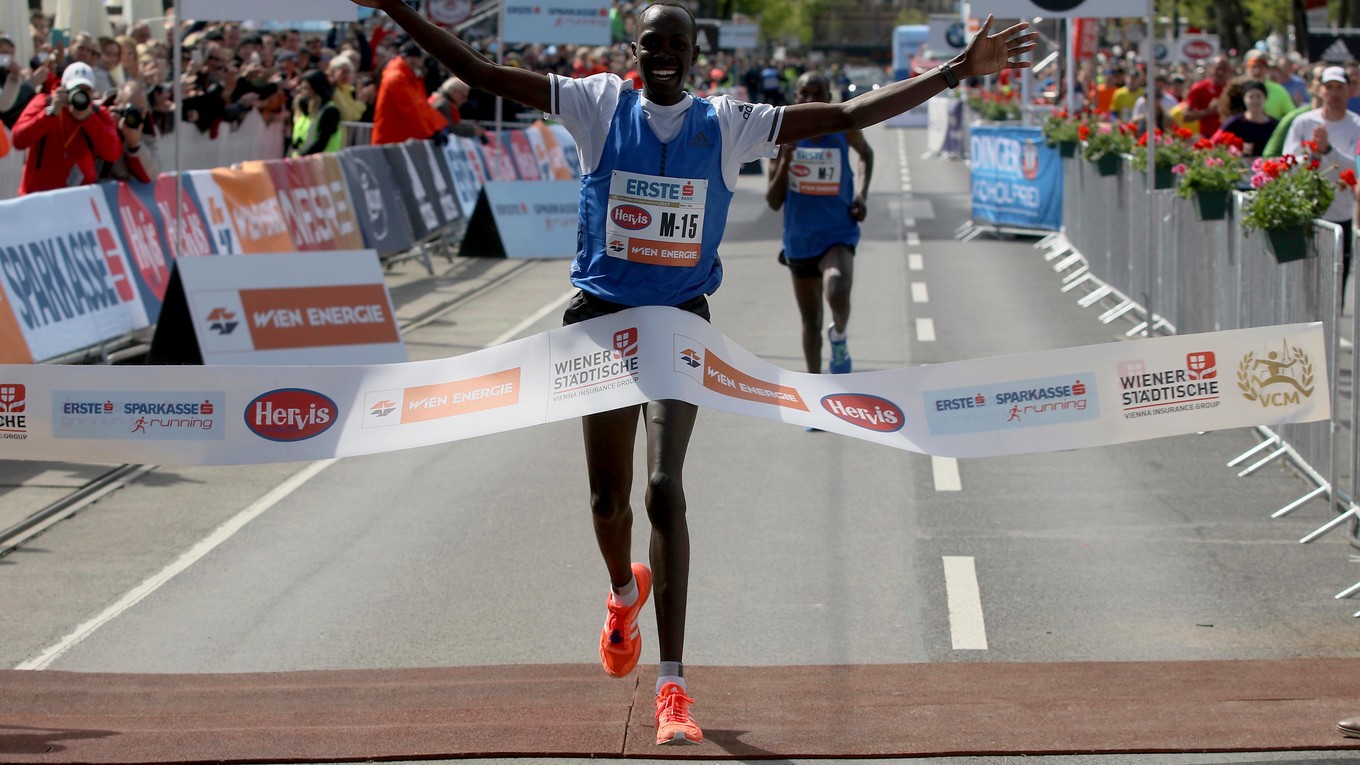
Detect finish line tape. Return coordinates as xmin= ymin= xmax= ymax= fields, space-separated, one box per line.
xmin=0 ymin=308 xmax=1329 ymax=466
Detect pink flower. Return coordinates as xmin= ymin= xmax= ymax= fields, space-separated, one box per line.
xmin=1205 ymin=157 xmax=1224 ymax=168
xmin=1172 ymin=163 xmax=1188 ymax=175
xmin=1098 ymin=123 xmax=1113 ymax=135
xmin=1228 ymin=146 xmax=1242 ymax=157
xmin=1252 ymin=158 xmax=1266 ymax=172
xmin=1250 ymin=172 xmax=1270 ymax=189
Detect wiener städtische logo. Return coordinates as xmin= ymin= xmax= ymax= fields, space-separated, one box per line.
xmin=1237 ymin=341 xmax=1316 ymax=408
xmin=550 ymin=327 xmax=641 ymax=402
xmin=1118 ymin=351 xmax=1221 ymax=419
xmin=0 ymin=383 xmax=27 ymax=439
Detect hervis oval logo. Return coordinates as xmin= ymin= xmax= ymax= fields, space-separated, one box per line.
xmin=791 ymin=164 xmax=811 ymax=178
xmin=611 ymin=204 xmax=651 ymax=231
xmin=1182 ymin=40 xmax=1215 ymax=60
xmin=245 ymin=388 xmax=338 ymax=442
xmin=820 ymin=393 xmax=905 ymax=432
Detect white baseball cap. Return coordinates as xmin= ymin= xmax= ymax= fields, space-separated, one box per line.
xmin=1322 ymin=66 xmax=1349 ymax=85
xmin=61 ymin=61 xmax=95 ymax=91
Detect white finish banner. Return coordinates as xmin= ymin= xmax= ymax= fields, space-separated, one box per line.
xmin=0 ymin=310 xmax=1328 ymax=466
xmin=181 ymin=0 xmax=359 ymax=22
xmin=503 ymin=0 xmax=611 ymax=45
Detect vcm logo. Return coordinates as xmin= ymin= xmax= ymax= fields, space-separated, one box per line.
xmin=206 ymin=308 xmax=239 ymax=335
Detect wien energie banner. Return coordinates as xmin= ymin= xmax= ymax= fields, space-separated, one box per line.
xmin=0 ymin=309 xmax=1329 ymax=466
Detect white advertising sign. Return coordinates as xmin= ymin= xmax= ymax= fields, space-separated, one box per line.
xmin=503 ymin=0 xmax=611 ymax=45
xmin=0 ymin=311 xmax=1329 ymax=467
xmin=982 ymin=0 xmax=1132 ymax=18
xmin=719 ymin=22 xmax=759 ymax=50
xmin=179 ymin=251 xmax=406 ymax=365
xmin=0 ymin=187 xmax=148 ymax=363
xmin=927 ymin=15 xmax=968 ymax=58
xmin=181 ymin=0 xmax=359 ymax=22
xmin=482 ymin=181 xmax=579 ymax=259
xmin=1174 ymin=34 xmax=1221 ymax=62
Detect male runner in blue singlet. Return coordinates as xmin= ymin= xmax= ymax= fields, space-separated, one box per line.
xmin=350 ymin=0 xmax=1035 ymax=744
xmin=767 ymin=71 xmax=873 ymax=376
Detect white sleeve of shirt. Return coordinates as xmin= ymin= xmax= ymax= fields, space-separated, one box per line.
xmin=709 ymin=94 xmax=784 ymax=190
xmin=547 ymin=72 xmax=628 ymax=175
xmin=1283 ymin=112 xmax=1315 ymax=157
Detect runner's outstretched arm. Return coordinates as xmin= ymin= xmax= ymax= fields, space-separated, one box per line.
xmin=776 ymin=15 xmax=1037 ymax=145
xmin=349 ymin=0 xmax=551 ymax=114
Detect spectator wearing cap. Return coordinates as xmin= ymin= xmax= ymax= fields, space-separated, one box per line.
xmin=1244 ymin=50 xmax=1295 ymax=120
xmin=1094 ymin=66 xmax=1124 ymax=116
xmin=1263 ymin=63 xmax=1324 ymax=158
xmin=371 ymin=41 xmax=447 ymax=145
xmin=1182 ymin=55 xmax=1232 ymax=137
xmin=1284 ymin=65 xmax=1360 ymax=296
xmin=11 ymin=61 xmax=121 ymax=196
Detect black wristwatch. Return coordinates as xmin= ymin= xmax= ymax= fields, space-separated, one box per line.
xmin=939 ymin=63 xmax=961 ymax=89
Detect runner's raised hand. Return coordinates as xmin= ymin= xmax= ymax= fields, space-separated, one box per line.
xmin=957 ymin=14 xmax=1039 ymax=79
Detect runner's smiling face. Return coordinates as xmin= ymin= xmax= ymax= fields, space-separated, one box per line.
xmin=630 ymin=6 xmax=698 ymax=106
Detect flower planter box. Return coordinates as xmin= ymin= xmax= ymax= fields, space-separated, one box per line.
xmin=1152 ymin=165 xmax=1175 ymax=189
xmin=1263 ymin=225 xmax=1312 ymax=263
xmin=1055 ymin=140 xmax=1077 ymax=158
xmin=1192 ymin=190 xmax=1230 ymax=221
xmin=1090 ymin=154 xmax=1121 ymax=176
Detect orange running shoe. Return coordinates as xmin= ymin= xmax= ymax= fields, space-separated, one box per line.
xmin=655 ymin=682 xmax=702 ymax=745
xmin=599 ymin=562 xmax=651 ymax=677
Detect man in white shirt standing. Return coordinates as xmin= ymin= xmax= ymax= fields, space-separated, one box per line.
xmin=1284 ymin=66 xmax=1360 ymax=307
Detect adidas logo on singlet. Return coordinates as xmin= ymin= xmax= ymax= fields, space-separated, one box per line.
xmin=688 ymin=131 xmax=712 ymax=149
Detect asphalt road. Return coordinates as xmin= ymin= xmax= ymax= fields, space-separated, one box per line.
xmin=2 ymin=124 xmax=1359 ymax=765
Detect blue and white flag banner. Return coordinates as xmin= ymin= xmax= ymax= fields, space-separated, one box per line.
xmin=0 ymin=309 xmax=1328 ymax=465
xmin=970 ymin=124 xmax=1063 ymax=231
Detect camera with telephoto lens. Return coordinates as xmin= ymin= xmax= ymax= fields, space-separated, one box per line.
xmin=113 ymin=105 xmax=143 ymax=129
xmin=68 ymin=89 xmax=91 ymax=111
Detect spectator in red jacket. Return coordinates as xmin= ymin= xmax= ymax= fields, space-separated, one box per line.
xmin=371 ymin=42 xmax=447 ymax=145
xmin=12 ymin=62 xmax=121 ymax=196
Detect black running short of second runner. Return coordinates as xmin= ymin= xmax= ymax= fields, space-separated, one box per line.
xmin=562 ymin=290 xmax=712 ymax=326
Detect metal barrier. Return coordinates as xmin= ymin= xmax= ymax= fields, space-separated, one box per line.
xmin=342 ymin=121 xmax=373 ymax=148
xmin=1041 ymin=152 xmax=1360 ymax=612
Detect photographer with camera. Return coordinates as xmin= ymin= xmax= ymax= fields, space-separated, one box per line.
xmin=103 ymin=79 xmax=159 ymax=183
xmin=11 ymin=61 xmax=121 ymax=195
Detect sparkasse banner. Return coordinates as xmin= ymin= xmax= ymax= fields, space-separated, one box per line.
xmin=181 ymin=0 xmax=359 ymax=21
xmin=503 ymin=0 xmax=611 ymax=45
xmin=969 ymin=124 xmax=1062 ymax=232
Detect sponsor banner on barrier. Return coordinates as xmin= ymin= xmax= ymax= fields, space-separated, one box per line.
xmin=503 ymin=0 xmax=610 ymax=46
xmin=178 ymin=250 xmax=406 ymax=365
xmin=382 ymin=144 xmax=440 ymax=240
xmin=533 ymin=122 xmax=578 ymax=180
xmin=0 ymin=282 xmax=32 ymax=364
xmin=408 ymin=141 xmax=462 ymax=230
xmin=479 ymin=133 xmax=520 ymax=181
xmin=185 ymin=170 xmax=246 ymax=255
xmin=208 ymin=165 xmax=296 ymax=253
xmin=444 ymin=139 xmax=485 ymax=218
xmin=521 ymin=125 xmax=555 ymax=180
xmin=506 ymin=130 xmax=544 ymax=181
xmin=154 ymin=176 xmax=215 ymax=258
xmin=969 ymin=124 xmax=1062 ymax=232
xmin=0 ymin=187 xmax=148 ymax=362
xmin=549 ymin=124 xmax=583 ymax=178
xmin=0 ymin=310 xmax=1328 ymax=466
xmin=338 ymin=147 xmax=416 ymax=254
xmin=257 ymin=159 xmax=364 ymax=252
xmin=99 ymin=181 xmax=175 ymax=323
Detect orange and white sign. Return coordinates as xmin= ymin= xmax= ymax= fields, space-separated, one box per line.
xmin=365 ymin=368 xmax=521 ymax=427
xmin=178 ymin=250 xmax=405 ymax=365
xmin=209 ymin=165 xmax=296 ymax=254
xmin=676 ymin=338 xmax=808 ymax=411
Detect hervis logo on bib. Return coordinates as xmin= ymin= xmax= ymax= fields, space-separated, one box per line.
xmin=611 ymin=204 xmax=651 ymax=230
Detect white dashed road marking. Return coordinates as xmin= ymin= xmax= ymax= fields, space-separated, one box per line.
xmin=943 ymin=556 xmax=989 ymax=650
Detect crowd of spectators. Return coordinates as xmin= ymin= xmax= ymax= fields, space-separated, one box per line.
xmin=0 ymin=0 xmax=851 ymax=197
